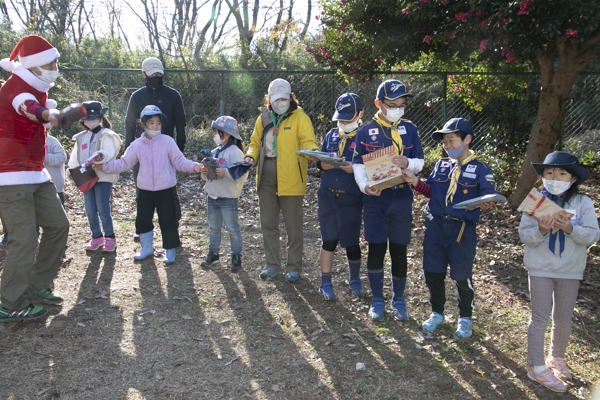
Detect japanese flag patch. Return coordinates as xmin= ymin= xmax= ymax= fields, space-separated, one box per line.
xmin=369 ymin=128 xmax=379 ymax=135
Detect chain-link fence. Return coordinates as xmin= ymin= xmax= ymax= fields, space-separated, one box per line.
xmin=41 ymin=68 xmax=600 ymax=160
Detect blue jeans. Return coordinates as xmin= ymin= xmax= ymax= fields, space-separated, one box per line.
xmin=84 ymin=182 xmax=114 ymax=238
xmin=207 ymin=196 xmax=242 ymax=255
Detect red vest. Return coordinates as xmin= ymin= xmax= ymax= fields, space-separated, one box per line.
xmin=0 ymin=74 xmax=48 ymax=173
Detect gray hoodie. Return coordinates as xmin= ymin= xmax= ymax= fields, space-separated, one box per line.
xmin=519 ymin=193 xmax=599 ymax=280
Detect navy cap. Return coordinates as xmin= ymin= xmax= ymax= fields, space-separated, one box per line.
xmin=332 ymin=93 xmax=363 ymax=121
xmin=81 ymin=101 xmax=108 ymax=120
xmin=531 ymin=151 xmax=590 ymax=183
xmin=431 ymin=117 xmax=474 ymax=141
xmin=376 ymin=79 xmax=414 ymax=100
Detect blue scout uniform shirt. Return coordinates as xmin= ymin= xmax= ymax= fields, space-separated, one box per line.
xmin=353 ymin=119 xmax=424 ymax=170
xmin=426 ymin=157 xmax=496 ymax=223
xmin=320 ymin=128 xmax=361 ymax=196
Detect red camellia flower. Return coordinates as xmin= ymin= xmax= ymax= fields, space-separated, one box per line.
xmin=423 ymin=35 xmax=432 ymax=43
xmin=402 ymin=8 xmax=410 ymax=14
xmin=566 ymin=29 xmax=578 ymax=38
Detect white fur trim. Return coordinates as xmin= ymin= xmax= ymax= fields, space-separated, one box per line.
xmin=1 ymin=58 xmax=15 ymax=72
xmin=19 ymin=47 xmax=59 ymax=69
xmin=46 ymin=99 xmax=57 ymax=109
xmin=12 ymin=64 xmax=52 ymax=92
xmin=12 ymin=92 xmax=37 ymax=114
xmin=0 ymin=170 xmax=50 ymax=186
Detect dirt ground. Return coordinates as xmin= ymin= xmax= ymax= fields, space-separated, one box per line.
xmin=1 ymin=169 xmax=599 ymax=400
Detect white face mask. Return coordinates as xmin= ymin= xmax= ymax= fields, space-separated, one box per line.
xmin=84 ymin=119 xmax=101 ymax=130
xmin=337 ymin=121 xmax=359 ymax=133
xmin=145 ymin=129 xmax=161 ymax=138
xmin=213 ymin=133 xmax=223 ymax=146
xmin=542 ymin=178 xmax=572 ymax=195
xmin=271 ymin=101 xmax=290 ymax=115
xmin=34 ymin=68 xmax=59 ymax=83
xmin=384 ymin=107 xmax=404 ymax=123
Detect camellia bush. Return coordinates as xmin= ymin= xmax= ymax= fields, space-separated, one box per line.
xmin=309 ymin=0 xmax=600 ymax=206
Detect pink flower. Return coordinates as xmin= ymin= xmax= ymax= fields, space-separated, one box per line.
xmin=445 ymin=31 xmax=452 ymax=39
xmin=506 ymin=53 xmax=516 ymax=63
xmin=422 ymin=0 xmax=428 ymax=3
xmin=517 ymin=9 xmax=529 ymax=15
xmin=566 ymin=29 xmax=578 ymax=38
xmin=441 ymin=0 xmax=449 ymax=4
xmin=425 ymin=101 xmax=432 ymax=108
xmin=402 ymin=8 xmax=410 ymax=14
xmin=479 ymin=39 xmax=487 ymax=51
xmin=423 ymin=35 xmax=432 ymax=43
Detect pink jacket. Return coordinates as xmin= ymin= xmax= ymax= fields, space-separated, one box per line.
xmin=102 ymin=133 xmax=197 ymax=191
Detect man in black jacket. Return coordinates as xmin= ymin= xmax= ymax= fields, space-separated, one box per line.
xmin=124 ymin=57 xmax=186 ymax=152
xmin=124 ymin=57 xmax=186 ymax=241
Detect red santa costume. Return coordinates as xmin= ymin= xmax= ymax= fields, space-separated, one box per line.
xmin=0 ymin=35 xmax=69 ymax=320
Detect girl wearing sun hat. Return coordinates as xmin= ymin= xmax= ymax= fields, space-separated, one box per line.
xmin=519 ymin=151 xmax=599 ymax=393
xmin=200 ymin=115 xmax=248 ymax=272
xmin=68 ymin=101 xmax=122 ymax=252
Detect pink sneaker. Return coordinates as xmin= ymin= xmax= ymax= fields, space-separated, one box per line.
xmin=86 ymin=237 xmax=105 ymax=251
xmin=546 ymin=356 xmax=572 ymax=381
xmin=527 ymin=366 xmax=568 ymax=392
xmin=103 ymin=238 xmax=117 ymax=252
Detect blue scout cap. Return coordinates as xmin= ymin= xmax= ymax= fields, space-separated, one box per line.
xmin=332 ymin=93 xmax=363 ymax=121
xmin=531 ymin=151 xmax=590 ymax=183
xmin=376 ymin=79 xmax=414 ymax=100
xmin=211 ymin=115 xmax=241 ymax=140
xmin=431 ymin=117 xmax=474 ymax=141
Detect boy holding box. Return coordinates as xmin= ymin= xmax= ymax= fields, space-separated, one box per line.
xmin=402 ymin=117 xmax=497 ymax=338
xmin=352 ymin=79 xmax=424 ymax=321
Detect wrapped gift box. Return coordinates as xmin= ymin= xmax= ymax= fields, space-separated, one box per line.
xmin=362 ymin=145 xmax=405 ymax=190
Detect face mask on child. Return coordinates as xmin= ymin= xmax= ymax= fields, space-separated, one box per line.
xmin=337 ymin=121 xmax=359 ymax=133
xmin=383 ymin=107 xmax=404 ymax=123
xmin=445 ymin=141 xmax=466 ymax=160
xmin=145 ymin=129 xmax=161 ymax=138
xmin=84 ymin=119 xmax=101 ymax=130
xmin=542 ymin=178 xmax=572 ymax=195
xmin=213 ymin=133 xmax=223 ymax=146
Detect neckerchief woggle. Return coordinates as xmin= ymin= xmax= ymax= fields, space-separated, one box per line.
xmin=337 ymin=129 xmax=357 ymax=158
xmin=540 ymin=188 xmax=567 ymax=256
xmin=269 ymin=111 xmax=288 ymax=158
xmin=372 ymin=112 xmax=404 ymax=156
xmin=446 ymin=150 xmax=477 ymax=206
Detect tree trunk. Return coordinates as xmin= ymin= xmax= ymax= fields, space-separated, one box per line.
xmin=508 ymin=47 xmax=589 ymax=208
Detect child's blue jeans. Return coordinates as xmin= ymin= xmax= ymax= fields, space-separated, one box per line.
xmin=84 ymin=182 xmax=114 ymax=238
xmin=207 ymin=196 xmax=242 ymax=256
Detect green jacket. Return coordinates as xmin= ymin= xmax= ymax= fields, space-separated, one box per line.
xmin=246 ymin=107 xmax=318 ymax=196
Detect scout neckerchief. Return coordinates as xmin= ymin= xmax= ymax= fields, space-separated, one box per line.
xmin=269 ymin=111 xmax=288 ymax=158
xmin=372 ymin=112 xmax=403 ymax=156
xmin=213 ymin=140 xmax=235 ymax=159
xmin=337 ymin=128 xmax=357 ymax=158
xmin=445 ymin=150 xmax=477 ymax=206
xmin=540 ymin=188 xmax=567 ymax=256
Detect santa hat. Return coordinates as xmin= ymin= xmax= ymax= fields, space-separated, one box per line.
xmin=1 ymin=35 xmax=59 ymax=72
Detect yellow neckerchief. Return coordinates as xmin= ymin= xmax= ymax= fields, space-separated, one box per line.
xmin=446 ymin=150 xmax=477 ymax=206
xmin=372 ymin=112 xmax=403 ymax=156
xmin=337 ymin=129 xmax=357 ymax=158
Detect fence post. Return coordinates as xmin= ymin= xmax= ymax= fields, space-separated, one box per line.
xmin=107 ymin=70 xmax=112 ymax=119
xmin=331 ymin=74 xmax=336 ymax=113
xmin=220 ymin=72 xmax=225 ymax=116
xmin=442 ymin=73 xmax=448 ymax=124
